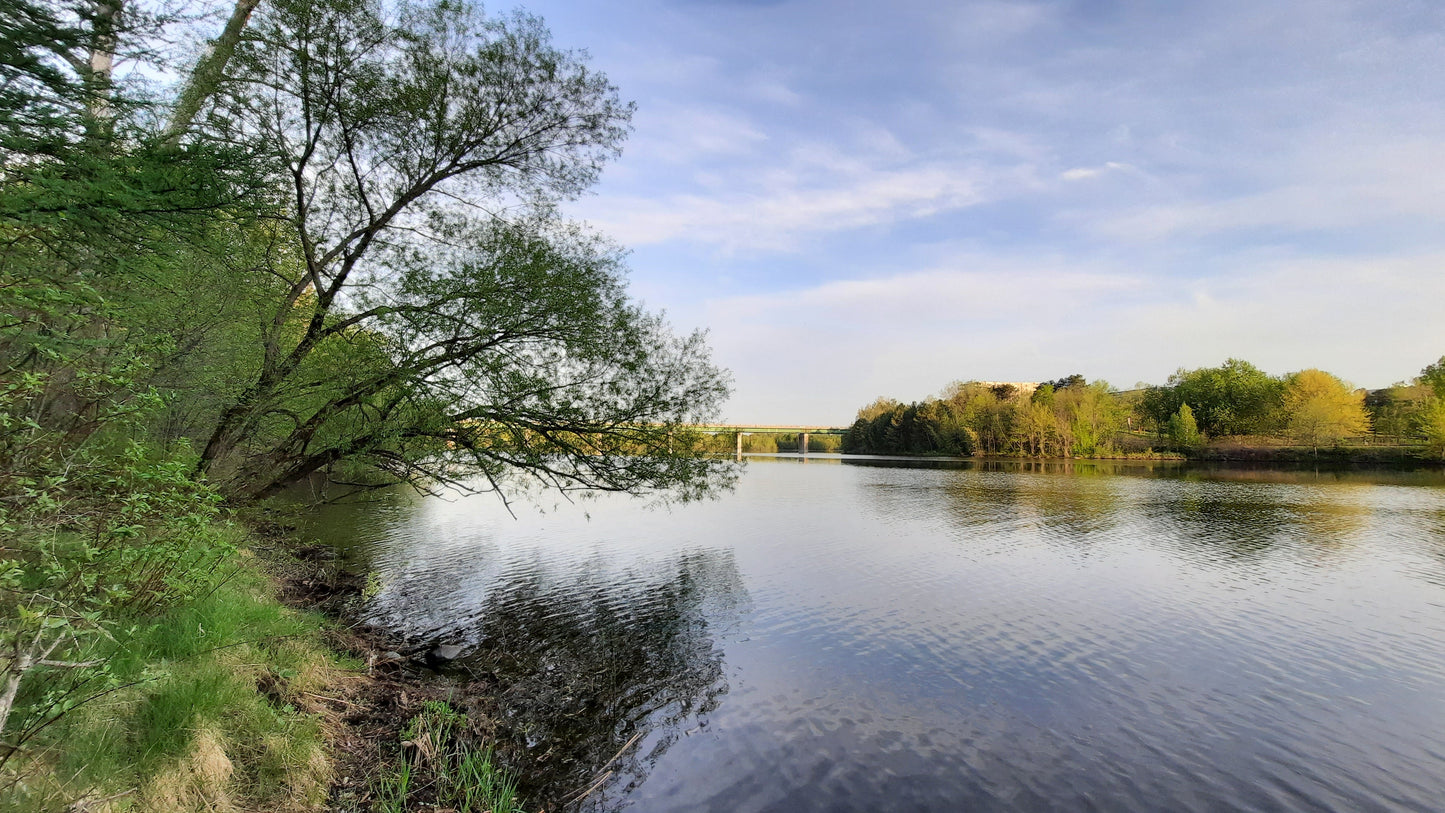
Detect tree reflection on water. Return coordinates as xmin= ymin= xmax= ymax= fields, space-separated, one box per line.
xmin=450 ymin=549 xmax=744 ymax=809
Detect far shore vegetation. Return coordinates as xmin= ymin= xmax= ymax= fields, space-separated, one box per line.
xmin=836 ymin=357 xmax=1445 ymax=463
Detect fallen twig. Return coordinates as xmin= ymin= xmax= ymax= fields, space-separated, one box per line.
xmin=303 ymin=691 xmax=358 ymax=708
xmin=561 ymin=728 xmax=645 ymax=806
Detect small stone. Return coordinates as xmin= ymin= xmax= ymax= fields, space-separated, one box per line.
xmin=421 ymin=643 xmax=466 ymax=670
xmin=430 ymin=643 xmax=464 ymax=662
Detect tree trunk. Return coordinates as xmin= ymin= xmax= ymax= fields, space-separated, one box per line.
xmin=163 ymin=0 xmax=262 ymax=143
xmin=84 ymin=0 xmax=121 ymax=138
xmin=0 ymin=663 xmax=24 ymax=746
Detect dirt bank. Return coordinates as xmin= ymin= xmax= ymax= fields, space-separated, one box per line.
xmin=253 ymin=523 xmax=520 ymax=811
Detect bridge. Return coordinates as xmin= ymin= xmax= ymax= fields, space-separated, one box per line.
xmin=691 ymin=424 xmax=849 ymax=457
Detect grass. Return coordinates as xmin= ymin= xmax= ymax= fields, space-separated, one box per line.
xmin=3 ymin=519 xmax=526 ymax=813
xmin=373 ymin=701 xmax=523 ymax=813
xmin=1 ymin=541 xmax=347 ymax=813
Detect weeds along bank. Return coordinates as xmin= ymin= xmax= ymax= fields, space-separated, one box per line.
xmin=0 ymin=424 xmax=527 ymax=812
xmin=0 ymin=339 xmax=340 ymax=807
xmin=1 ymin=466 xmax=530 ymax=813
xmin=2 ymin=501 xmax=529 ymax=812
xmin=1 ymin=511 xmax=339 ymax=811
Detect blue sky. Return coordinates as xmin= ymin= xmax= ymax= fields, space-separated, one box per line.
xmin=507 ymin=0 xmax=1445 ymax=424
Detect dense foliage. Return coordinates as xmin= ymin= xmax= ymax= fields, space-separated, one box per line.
xmin=844 ymin=377 xmax=1126 ymax=458
xmin=1 ymin=0 xmax=732 ymax=800
xmin=845 ymin=357 xmax=1445 ymax=459
xmin=1139 ymin=359 xmax=1286 ymax=437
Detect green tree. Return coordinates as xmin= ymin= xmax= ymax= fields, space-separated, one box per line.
xmin=1167 ymin=403 xmax=1202 ymax=449
xmin=842 ymin=396 xmax=974 ymax=456
xmin=1031 ymin=383 xmax=1055 ymax=407
xmin=1419 ymin=355 xmax=1445 ymax=398
xmin=1059 ymin=380 xmax=1123 ymax=457
xmin=181 ymin=0 xmax=731 ymax=500
xmin=856 ymin=396 xmax=903 ymax=423
xmin=0 ymin=0 xmax=273 ymax=759
xmin=0 ymin=0 xmax=88 ymax=157
xmin=0 ymin=0 xmax=735 ymax=764
xmin=1422 ymin=399 xmax=1445 ymax=459
xmin=1364 ymin=384 xmax=1429 ymax=443
xmin=1018 ymin=400 xmax=1058 ymax=456
xmin=1142 ymin=359 xmax=1285 ymax=438
xmin=1283 ymin=369 xmax=1368 ymax=453
xmin=942 ymin=382 xmax=1010 ymax=455
xmin=1043 ymin=373 xmax=1085 ymax=391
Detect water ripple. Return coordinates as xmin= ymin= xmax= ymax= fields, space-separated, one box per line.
xmin=302 ymin=460 xmax=1445 ymax=811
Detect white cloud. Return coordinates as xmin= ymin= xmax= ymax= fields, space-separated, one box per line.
xmin=938 ymin=1 xmax=1053 ymax=42
xmin=1068 ymin=131 xmax=1445 ymax=241
xmin=581 ymin=145 xmax=1040 ymax=251
xmin=712 ymin=262 xmax=1141 ymax=324
xmin=630 ymin=104 xmax=769 ymax=164
xmin=1059 ymin=161 xmax=1131 ymax=181
xmin=744 ymin=76 xmax=802 ymax=106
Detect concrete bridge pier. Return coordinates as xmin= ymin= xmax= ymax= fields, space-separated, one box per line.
xmin=705 ymin=425 xmax=842 ymax=460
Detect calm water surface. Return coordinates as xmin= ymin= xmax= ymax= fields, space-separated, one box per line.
xmin=307 ymin=457 xmax=1445 ymax=811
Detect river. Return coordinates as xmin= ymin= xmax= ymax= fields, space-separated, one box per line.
xmin=305 ymin=456 xmax=1445 ymax=811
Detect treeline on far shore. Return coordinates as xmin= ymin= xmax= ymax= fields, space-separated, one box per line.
xmin=700 ymin=433 xmax=844 ymax=454
xmin=840 ymin=357 xmax=1445 ymax=461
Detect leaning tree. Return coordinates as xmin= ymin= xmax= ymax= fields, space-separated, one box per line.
xmin=175 ymin=0 xmax=733 ymax=500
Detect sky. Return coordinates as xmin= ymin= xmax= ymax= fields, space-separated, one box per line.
xmin=503 ymin=0 xmax=1445 ymax=425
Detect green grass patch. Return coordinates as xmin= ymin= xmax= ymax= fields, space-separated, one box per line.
xmin=372 ymin=700 xmax=523 ymax=813
xmin=2 ymin=543 xmax=342 ymax=813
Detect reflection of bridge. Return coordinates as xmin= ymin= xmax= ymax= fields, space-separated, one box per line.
xmin=691 ymin=424 xmax=848 ymax=457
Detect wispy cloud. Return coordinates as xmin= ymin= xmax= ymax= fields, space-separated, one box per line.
xmin=581 ymin=138 xmax=1044 ymax=251
xmin=1059 ymin=162 xmax=1132 ymax=182
xmin=711 ymin=261 xmax=1141 ymax=324
xmin=1081 ymin=137 xmax=1445 ymax=242
xmin=628 ymin=104 xmax=770 ymax=164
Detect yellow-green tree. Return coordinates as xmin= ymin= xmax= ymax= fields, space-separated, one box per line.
xmin=1415 ymin=356 xmax=1445 ymax=458
xmin=1017 ymin=401 xmax=1058 ymax=456
xmin=856 ymin=396 xmax=903 ymax=422
xmin=1167 ymin=403 xmax=1202 ymax=449
xmin=1056 ymin=381 xmax=1124 ymax=457
xmin=1421 ymin=400 xmax=1445 ymax=459
xmin=1421 ymin=355 xmax=1445 ymax=398
xmin=1283 ymin=369 xmax=1369 ymax=453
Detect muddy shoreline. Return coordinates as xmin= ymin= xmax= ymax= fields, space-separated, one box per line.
xmin=254 ymin=509 xmax=717 ymax=813
xmin=254 ymin=522 xmax=535 ymax=811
